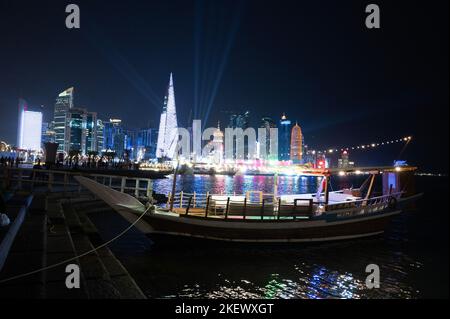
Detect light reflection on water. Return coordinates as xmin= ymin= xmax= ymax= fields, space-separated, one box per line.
xmin=108 ymin=241 xmax=418 ymax=299
xmin=88 ymin=175 xmax=448 ymax=299
xmin=152 ymin=174 xmax=326 ymax=195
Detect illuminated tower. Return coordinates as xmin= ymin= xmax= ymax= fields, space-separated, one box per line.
xmin=53 ymin=87 xmax=74 ymax=154
xmin=156 ymin=73 xmax=179 ymax=160
xmin=212 ymin=122 xmax=224 ymax=164
xmin=279 ymin=113 xmax=292 ymax=161
xmin=66 ymin=107 xmax=87 ymax=154
xmin=17 ymin=99 xmax=43 ymax=151
xmin=17 ymin=98 xmax=28 ymax=148
xmin=290 ymin=122 xmax=303 ymax=164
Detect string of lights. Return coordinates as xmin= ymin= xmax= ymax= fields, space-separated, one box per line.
xmin=309 ymin=136 xmax=413 ymax=155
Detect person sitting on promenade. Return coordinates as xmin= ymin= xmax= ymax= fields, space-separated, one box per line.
xmin=0 ymin=192 xmax=10 ymax=227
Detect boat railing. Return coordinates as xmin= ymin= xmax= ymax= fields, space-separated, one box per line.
xmin=169 ymin=191 xmax=402 ymax=221
xmin=324 ymin=192 xmax=403 ymax=218
xmin=169 ymin=192 xmax=314 ymax=220
xmin=166 ymin=190 xmax=276 ymax=209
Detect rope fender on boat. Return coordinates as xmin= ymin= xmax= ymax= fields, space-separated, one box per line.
xmin=388 ymin=196 xmax=398 ymax=210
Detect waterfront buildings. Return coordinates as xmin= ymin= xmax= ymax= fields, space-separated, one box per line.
xmin=290 ymin=122 xmax=303 ymax=164
xmin=279 ymin=114 xmax=292 ymax=161
xmin=53 ymin=87 xmax=74 ymax=154
xmin=17 ymin=78 xmax=312 ymax=166
xmin=18 ymin=85 xmax=163 ymax=161
xmin=17 ymin=99 xmax=43 ymax=151
xmin=156 ymin=73 xmax=179 ymax=160
xmin=52 ymin=87 xmax=101 ymax=156
xmin=338 ymin=150 xmax=355 ymax=168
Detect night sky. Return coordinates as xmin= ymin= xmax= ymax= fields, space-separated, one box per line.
xmin=0 ymin=0 xmax=448 ymax=172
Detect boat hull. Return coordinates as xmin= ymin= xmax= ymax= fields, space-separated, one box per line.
xmin=142 ymin=210 xmax=401 ymax=244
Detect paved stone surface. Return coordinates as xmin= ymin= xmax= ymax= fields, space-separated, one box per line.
xmin=46 ymin=235 xmax=74 ymax=254
xmin=112 ymin=275 xmax=146 ymax=299
xmin=44 ymin=280 xmax=89 ymax=299
xmin=78 ymin=254 xmax=109 ymax=281
xmin=45 ymin=252 xmax=77 ymax=283
xmin=0 ymin=251 xmax=44 ymax=285
xmin=85 ymin=278 xmax=121 ymax=299
xmin=1 ymin=193 xmax=147 ymax=299
xmin=100 ymin=255 xmax=128 ymax=278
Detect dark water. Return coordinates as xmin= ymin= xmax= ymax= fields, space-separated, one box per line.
xmin=89 ymin=175 xmax=448 ymax=299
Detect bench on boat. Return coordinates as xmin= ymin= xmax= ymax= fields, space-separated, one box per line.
xmin=205 ymin=198 xmax=314 ymax=219
xmin=207 ymin=199 xmax=276 ymax=218
xmin=278 ymin=199 xmax=313 ymax=218
xmin=228 ymin=201 xmax=275 ymax=217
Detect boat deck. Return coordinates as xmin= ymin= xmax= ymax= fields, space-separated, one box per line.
xmin=164 ymin=190 xmax=402 ymax=222
xmin=171 ymin=208 xmax=310 ymax=220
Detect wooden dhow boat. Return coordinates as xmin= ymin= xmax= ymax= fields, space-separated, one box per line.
xmin=75 ymin=166 xmax=421 ymax=244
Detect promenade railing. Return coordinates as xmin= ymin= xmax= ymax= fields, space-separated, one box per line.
xmin=0 ymin=166 xmax=153 ymax=198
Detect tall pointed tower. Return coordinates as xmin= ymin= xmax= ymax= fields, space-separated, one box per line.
xmin=156 ymin=73 xmax=179 ymax=159
xmin=290 ymin=122 xmax=303 ymax=164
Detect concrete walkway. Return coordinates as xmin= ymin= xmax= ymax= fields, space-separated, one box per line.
xmin=0 ymin=192 xmax=146 ymax=299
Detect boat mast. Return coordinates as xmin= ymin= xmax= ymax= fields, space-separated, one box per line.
xmin=169 ymin=159 xmax=180 ymax=211
xmin=273 ymin=172 xmax=278 ymax=202
xmin=364 ymin=173 xmax=376 ymax=200
xmin=324 ymin=174 xmax=330 ymax=206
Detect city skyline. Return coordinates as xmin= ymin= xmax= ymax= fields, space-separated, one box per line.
xmin=0 ymin=71 xmax=444 ymax=171
xmin=0 ymin=0 xmax=448 ymax=172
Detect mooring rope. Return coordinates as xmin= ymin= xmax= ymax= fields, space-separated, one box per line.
xmin=0 ymin=205 xmax=151 ymax=285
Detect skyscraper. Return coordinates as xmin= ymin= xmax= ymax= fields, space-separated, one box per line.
xmin=279 ymin=113 xmax=292 ymax=161
xmin=103 ymin=118 xmax=125 ymax=156
xmin=290 ymin=122 xmax=303 ymax=164
xmin=124 ymin=129 xmax=136 ymax=159
xmin=113 ymin=131 xmax=126 ymax=158
xmin=41 ymin=122 xmax=56 ymax=145
xmin=212 ymin=122 xmax=224 ymax=164
xmin=260 ymin=117 xmax=276 ymax=160
xmin=338 ymin=151 xmax=354 ymax=168
xmin=17 ymin=99 xmax=43 ymax=151
xmin=66 ymin=108 xmax=87 ymax=154
xmin=229 ymin=111 xmax=250 ymax=129
xmin=228 ymin=111 xmax=251 ymax=160
xmin=96 ymin=119 xmax=105 ymax=152
xmin=53 ymin=87 xmax=74 ymax=154
xmin=136 ymin=128 xmax=158 ymax=160
xmin=84 ymin=112 xmax=97 ymax=154
xmin=156 ymin=73 xmax=179 ymax=160
xmin=17 ymin=98 xmax=27 ymax=147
